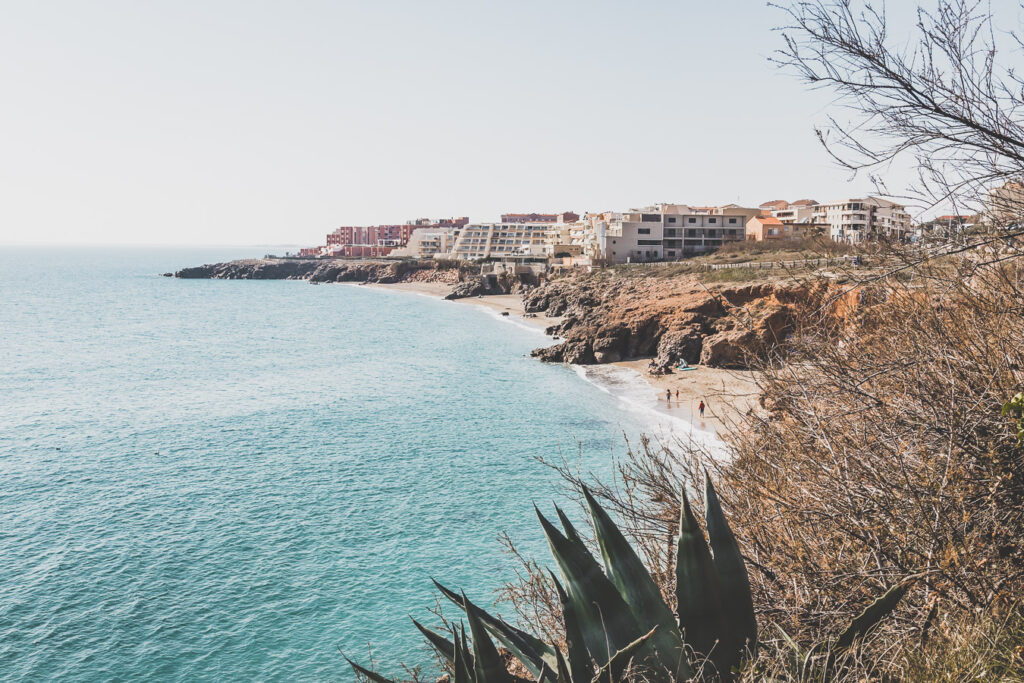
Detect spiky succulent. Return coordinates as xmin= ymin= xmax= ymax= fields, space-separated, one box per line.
xmin=349 ymin=475 xmax=905 ymax=682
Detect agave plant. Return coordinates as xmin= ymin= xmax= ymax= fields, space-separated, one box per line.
xmin=349 ymin=475 xmax=905 ymax=682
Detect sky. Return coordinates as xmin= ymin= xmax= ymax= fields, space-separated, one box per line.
xmin=0 ymin=1 xmax=1019 ymax=246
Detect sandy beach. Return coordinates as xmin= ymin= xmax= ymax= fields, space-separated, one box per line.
xmin=614 ymin=359 xmax=761 ymax=435
xmin=365 ymin=281 xmax=559 ymax=332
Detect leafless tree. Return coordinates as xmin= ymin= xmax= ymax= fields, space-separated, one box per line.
xmin=774 ymin=0 xmax=1024 ymax=239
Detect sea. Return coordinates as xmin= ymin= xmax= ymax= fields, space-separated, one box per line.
xmin=0 ymin=247 xmax=709 ymax=681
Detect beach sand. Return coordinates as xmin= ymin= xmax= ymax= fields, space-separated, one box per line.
xmin=363 ymin=281 xmax=454 ymax=298
xmin=366 ymin=282 xmax=559 ymax=332
xmin=613 ymin=359 xmax=761 ymax=436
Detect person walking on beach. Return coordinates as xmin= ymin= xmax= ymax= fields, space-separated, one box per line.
xmin=675 ymin=389 xmax=679 ymax=400
xmin=666 ymin=389 xmax=672 ymax=402
xmin=698 ymin=400 xmax=706 ymax=418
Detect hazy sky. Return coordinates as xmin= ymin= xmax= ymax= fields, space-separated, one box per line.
xmin=2 ymin=1 xmax=1018 ymax=246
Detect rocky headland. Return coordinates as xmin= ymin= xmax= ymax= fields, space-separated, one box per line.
xmin=173 ymin=258 xmax=852 ymax=371
xmin=524 ymin=274 xmax=854 ymax=371
xmin=172 ymin=258 xmax=538 ymax=299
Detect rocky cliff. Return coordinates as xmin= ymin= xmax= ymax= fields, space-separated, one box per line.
xmin=175 ymin=258 xmax=542 ymax=299
xmin=175 ymin=258 xmax=464 ymax=285
xmin=524 ymin=274 xmax=844 ymax=370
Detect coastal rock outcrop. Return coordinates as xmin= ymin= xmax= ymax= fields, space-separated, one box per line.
xmin=444 ymin=272 xmax=539 ymax=300
xmin=174 ymin=258 xmax=467 ymax=286
xmin=525 ymin=274 xmax=840 ymax=370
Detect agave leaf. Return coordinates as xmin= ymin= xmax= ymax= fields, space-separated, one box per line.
xmin=590 ymin=626 xmax=658 ymax=683
xmin=581 ymin=485 xmax=684 ymax=671
xmin=411 ymin=618 xmax=456 ymax=663
xmin=453 ymin=625 xmax=474 ymax=683
xmin=704 ymin=474 xmax=757 ymax=656
xmin=536 ymin=661 xmax=558 ymax=683
xmin=833 ymin=582 xmax=910 ymax=651
xmin=554 ymin=505 xmax=588 ymax=550
xmin=553 ymin=648 xmax=573 ymax=683
xmin=464 ymin=591 xmax=514 ymax=683
xmin=537 ymin=506 xmax=643 ymax=666
xmin=344 ymin=657 xmax=400 ymax=683
xmin=434 ymin=579 xmax=556 ymax=675
xmin=550 ymin=572 xmax=592 ymax=683
xmin=676 ymin=488 xmax=728 ymax=663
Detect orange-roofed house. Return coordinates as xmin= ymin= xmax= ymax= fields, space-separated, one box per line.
xmin=746 ymin=215 xmax=804 ymax=241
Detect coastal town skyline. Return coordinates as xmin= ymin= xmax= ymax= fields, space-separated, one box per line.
xmin=0 ymin=0 xmax=957 ymax=247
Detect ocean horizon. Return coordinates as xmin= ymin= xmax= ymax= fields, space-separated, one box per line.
xmin=0 ymin=247 xmax=696 ymax=681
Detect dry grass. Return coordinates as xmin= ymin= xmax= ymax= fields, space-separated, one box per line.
xmin=497 ymin=247 xmax=1024 ymax=681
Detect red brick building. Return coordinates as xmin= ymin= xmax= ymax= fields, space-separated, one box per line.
xmin=323 ymin=217 xmax=470 ymax=257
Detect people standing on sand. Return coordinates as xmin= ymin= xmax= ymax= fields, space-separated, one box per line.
xmin=698 ymin=400 xmax=705 ymax=418
xmin=675 ymin=389 xmax=679 ymax=400
xmin=666 ymin=389 xmax=672 ymax=402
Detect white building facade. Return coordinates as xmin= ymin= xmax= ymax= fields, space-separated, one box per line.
xmin=576 ymin=204 xmax=759 ymax=264
xmin=451 ymin=223 xmax=551 ymax=260
xmin=812 ymin=197 xmax=912 ymax=243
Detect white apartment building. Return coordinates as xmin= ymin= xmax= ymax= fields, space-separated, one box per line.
xmin=812 ymin=197 xmax=911 ymax=243
xmin=389 ymin=227 xmax=460 ymax=259
xmin=762 ymin=199 xmax=818 ymax=224
xmin=573 ymin=204 xmax=759 ymax=264
xmin=543 ymin=222 xmax=582 ymax=258
xmin=451 ymin=223 xmax=551 ymax=260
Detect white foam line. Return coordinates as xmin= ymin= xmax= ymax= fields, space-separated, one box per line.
xmin=467 ymin=303 xmax=552 ymax=339
xmin=573 ymin=365 xmax=725 ymax=453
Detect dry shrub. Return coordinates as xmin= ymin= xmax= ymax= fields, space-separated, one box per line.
xmin=723 ymin=256 xmax=1024 ymax=634
xmin=715 ymin=236 xmax=858 ymax=258
xmin=499 ymin=251 xmax=1024 ymax=679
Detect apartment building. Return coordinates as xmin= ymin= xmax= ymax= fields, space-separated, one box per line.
xmin=500 ymin=211 xmax=579 ymax=224
xmin=812 ymin=197 xmax=911 ymax=243
xmin=390 ymin=227 xmax=461 ymax=259
xmin=451 ymin=223 xmax=551 ymax=260
xmin=324 ymin=217 xmax=468 ymax=258
xmin=986 ymin=180 xmax=1024 ymax=225
xmin=574 ymin=204 xmax=758 ymax=264
xmin=664 ymin=204 xmax=760 ymax=256
xmin=759 ymin=199 xmax=819 ymax=224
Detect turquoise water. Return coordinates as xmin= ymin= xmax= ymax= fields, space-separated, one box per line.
xmin=0 ymin=248 xmax=653 ymax=681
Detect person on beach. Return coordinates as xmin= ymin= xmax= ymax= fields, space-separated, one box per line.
xmin=698 ymin=400 xmax=706 ymax=417
xmin=675 ymin=389 xmax=679 ymax=400
xmin=666 ymin=389 xmax=672 ymax=402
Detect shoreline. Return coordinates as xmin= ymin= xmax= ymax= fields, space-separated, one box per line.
xmin=361 ymin=281 xmax=757 ymax=438
xmin=360 ymin=281 xmax=559 ymax=333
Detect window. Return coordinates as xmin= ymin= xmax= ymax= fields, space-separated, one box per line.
xmin=637 ymin=239 xmax=662 ymax=246
xmin=637 ymin=228 xmax=651 ymax=235
xmin=728 ymin=218 xmax=737 ymax=224
xmin=688 ymin=217 xmax=697 ymax=224
xmin=667 ymin=217 xmax=676 ymax=223
xmin=641 ymin=213 xmax=660 ymax=222
xmin=708 ymin=218 xmax=717 ymax=224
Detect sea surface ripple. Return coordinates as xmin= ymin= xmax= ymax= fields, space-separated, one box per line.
xmin=0 ymin=248 xmax=652 ymax=681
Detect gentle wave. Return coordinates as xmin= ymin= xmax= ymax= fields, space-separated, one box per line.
xmin=573 ymin=364 xmax=724 ymax=453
